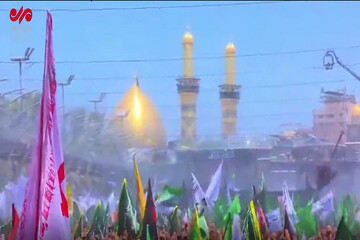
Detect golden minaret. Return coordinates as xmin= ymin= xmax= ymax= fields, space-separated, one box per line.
xmin=219 ymin=42 xmax=241 ymax=138
xmin=176 ymin=32 xmax=199 ymax=141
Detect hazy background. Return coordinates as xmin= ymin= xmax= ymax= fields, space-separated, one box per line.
xmin=1 ymin=1 xmax=360 ymax=140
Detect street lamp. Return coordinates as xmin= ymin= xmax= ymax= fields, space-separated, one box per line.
xmin=116 ymin=109 xmax=130 ymax=151
xmin=117 ymin=109 xmax=130 ymax=133
xmin=0 ymin=78 xmax=8 ymax=82
xmin=58 ymin=74 xmax=75 ymax=114
xmin=323 ymin=50 xmax=360 ymax=82
xmin=10 ymin=47 xmax=34 ymax=95
xmin=89 ymin=92 xmax=106 ymax=112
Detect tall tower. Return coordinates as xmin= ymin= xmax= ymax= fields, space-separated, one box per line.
xmin=219 ymin=42 xmax=241 ymax=138
xmin=176 ymin=32 xmax=200 ymax=141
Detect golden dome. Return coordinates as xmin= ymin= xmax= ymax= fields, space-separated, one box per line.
xmin=111 ymin=78 xmax=167 ymax=148
xmin=183 ymin=32 xmax=194 ymax=44
xmin=226 ymin=42 xmax=236 ymax=54
xmin=352 ymin=104 xmax=360 ymax=117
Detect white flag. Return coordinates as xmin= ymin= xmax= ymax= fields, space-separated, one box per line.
xmin=266 ymin=208 xmax=283 ymax=233
xmin=282 ymin=181 xmax=299 ymax=223
xmin=0 ymin=192 xmax=6 ymax=221
xmin=282 ymin=181 xmax=298 ymax=235
xmin=191 ymin=173 xmax=209 ymax=215
xmin=107 ymin=192 xmax=117 ymax=213
xmin=312 ymin=191 xmax=335 ymax=214
xmin=17 ymin=11 xmax=70 ymax=240
xmin=205 ymin=161 xmax=223 ymax=205
xmin=301 ymin=233 xmax=306 ymax=240
xmin=355 ymin=211 xmax=360 ymax=223
xmin=182 ymin=210 xmax=189 ymax=224
xmin=232 ymin=215 xmax=243 ymax=240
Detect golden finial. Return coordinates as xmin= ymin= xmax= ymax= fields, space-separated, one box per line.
xmin=226 ymin=42 xmax=236 ymax=54
xmin=183 ymin=26 xmax=193 ymax=44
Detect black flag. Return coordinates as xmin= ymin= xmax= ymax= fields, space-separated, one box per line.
xmin=141 ymin=179 xmax=158 ymax=240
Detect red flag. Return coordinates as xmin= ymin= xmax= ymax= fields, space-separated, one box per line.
xmin=17 ymin=11 xmax=70 ymax=240
xmin=7 ymin=204 xmax=19 ymax=240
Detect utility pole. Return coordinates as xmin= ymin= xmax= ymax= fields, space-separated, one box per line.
xmin=117 ymin=109 xmax=130 ymax=134
xmin=10 ymin=47 xmax=34 ymax=110
xmin=116 ymin=109 xmax=130 ymax=154
xmin=323 ymin=50 xmax=360 ymax=81
xmin=89 ymin=92 xmax=106 ymax=113
xmin=58 ymin=75 xmax=75 ymax=114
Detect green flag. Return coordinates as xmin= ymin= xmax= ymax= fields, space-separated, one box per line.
xmin=86 ymin=201 xmax=110 ymax=238
xmin=168 ymin=206 xmax=181 ymax=235
xmin=296 ymin=204 xmax=318 ymax=238
xmin=335 ymin=215 xmax=354 ymax=240
xmin=0 ymin=220 xmax=12 ymax=237
xmin=213 ymin=195 xmax=229 ymax=228
xmin=73 ymin=214 xmax=84 ymax=239
xmin=223 ymin=196 xmax=242 ymax=240
xmin=85 ymin=204 xmax=97 ymax=225
xmin=199 ymin=216 xmax=209 ymax=239
xmin=70 ymin=201 xmax=81 ymax=232
xmin=86 ymin=202 xmax=103 ymax=238
xmin=223 ymin=212 xmax=233 ymax=240
xmin=101 ymin=203 xmax=110 ymax=236
xmin=224 ymin=195 xmax=241 ymax=223
xmin=117 ymin=178 xmax=137 ymax=237
xmin=244 ymin=208 xmax=255 ymax=240
xmin=156 ymin=185 xmax=182 ymax=203
xmin=189 ymin=209 xmax=202 ymax=240
xmin=257 ymin=173 xmax=267 ymax=213
xmin=146 ymin=224 xmax=151 ymax=240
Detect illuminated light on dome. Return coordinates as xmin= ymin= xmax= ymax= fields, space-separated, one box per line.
xmin=352 ymin=104 xmax=360 ymax=117
xmin=111 ymin=76 xmax=167 ymax=148
xmin=134 ymin=90 xmax=141 ymax=121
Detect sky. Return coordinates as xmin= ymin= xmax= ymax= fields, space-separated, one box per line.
xmin=1 ymin=1 xmax=360 ymax=141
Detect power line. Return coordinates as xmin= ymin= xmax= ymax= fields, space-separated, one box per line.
xmin=3 ymin=79 xmax=344 ymax=96
xmin=59 ymin=79 xmax=345 ymax=96
xmin=0 ymin=96 xmax=321 ymax=110
xmin=0 ymin=1 xmax=287 ymax=13
xmin=243 ymin=79 xmax=346 ymax=89
xmin=1 ymin=45 xmax=360 ymax=65
xmin=18 ymin=64 xmax=358 ymax=82
xmin=91 ymin=97 xmax=317 ymax=110
xmin=56 ymin=111 xmax=311 ymax=122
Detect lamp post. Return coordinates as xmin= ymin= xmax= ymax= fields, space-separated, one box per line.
xmin=10 ymin=47 xmax=34 ymax=110
xmin=323 ymin=50 xmax=360 ymax=82
xmin=116 ymin=109 xmax=130 ymax=151
xmin=58 ymin=75 xmax=75 ymax=114
xmin=117 ymin=109 xmax=130 ymax=134
xmin=89 ymin=92 xmax=106 ymax=112
xmin=10 ymin=47 xmax=34 ymax=95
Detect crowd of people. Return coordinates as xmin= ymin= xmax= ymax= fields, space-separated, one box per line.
xmin=72 ymin=224 xmax=346 ymax=240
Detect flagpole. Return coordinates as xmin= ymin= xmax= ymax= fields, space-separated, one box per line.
xmin=34 ymin=58 xmax=47 ymax=240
